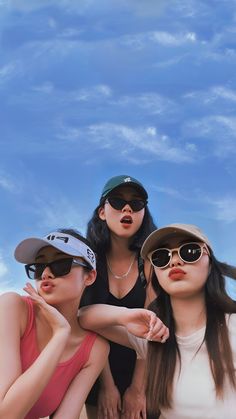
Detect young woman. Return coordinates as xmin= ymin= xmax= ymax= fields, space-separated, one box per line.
xmin=0 ymin=228 xmax=109 ymax=419
xmin=81 ymin=175 xmax=157 ymax=419
xmin=80 ymin=223 xmax=236 ymax=419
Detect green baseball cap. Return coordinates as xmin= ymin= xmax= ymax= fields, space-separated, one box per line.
xmin=100 ymin=175 xmax=148 ymax=201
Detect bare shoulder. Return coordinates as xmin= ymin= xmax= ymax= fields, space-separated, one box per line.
xmin=0 ymin=291 xmax=25 ymax=307
xmin=0 ymin=292 xmax=28 ymax=333
xmin=87 ymin=335 xmax=109 ymax=364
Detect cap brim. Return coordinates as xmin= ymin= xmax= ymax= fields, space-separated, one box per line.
xmin=14 ymin=237 xmax=89 ymax=264
xmin=141 ymin=225 xmax=211 ymax=259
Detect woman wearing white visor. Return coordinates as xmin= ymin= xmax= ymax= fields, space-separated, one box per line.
xmin=0 ymin=228 xmax=109 ymax=419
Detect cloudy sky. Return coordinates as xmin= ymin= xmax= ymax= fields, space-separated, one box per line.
xmin=1 ymin=0 xmax=236 ymax=297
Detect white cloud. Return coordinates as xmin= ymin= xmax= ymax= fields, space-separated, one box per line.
xmin=0 ymin=62 xmax=22 ymax=84
xmin=123 ymin=31 xmax=197 ymax=50
xmin=33 ymin=197 xmax=87 ymax=233
xmin=32 ymin=82 xmax=54 ymax=94
xmin=211 ymin=197 xmax=236 ymax=223
xmin=184 ymin=85 xmax=236 ymax=104
xmin=113 ymin=93 xmax=177 ymax=117
xmin=0 ymin=174 xmax=16 ymax=192
xmin=0 ymin=258 xmax=8 ymax=278
xmin=183 ymin=115 xmax=236 ymax=156
xmin=73 ymin=84 xmax=112 ymax=102
xmin=87 ymin=123 xmax=195 ymax=163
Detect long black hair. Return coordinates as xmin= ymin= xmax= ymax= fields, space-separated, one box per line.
xmin=146 ymin=254 xmax=236 ymax=416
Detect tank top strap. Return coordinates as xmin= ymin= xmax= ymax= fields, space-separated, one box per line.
xmin=138 ymin=254 xmax=147 ymax=288
xmin=21 ymin=296 xmax=35 ymax=338
xmin=74 ymin=332 xmax=97 ymax=367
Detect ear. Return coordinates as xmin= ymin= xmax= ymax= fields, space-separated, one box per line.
xmin=98 ymin=205 xmax=106 ymax=221
xmin=84 ymin=269 xmax=97 ymax=287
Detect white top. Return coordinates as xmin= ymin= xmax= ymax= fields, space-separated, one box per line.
xmin=127 ymin=314 xmax=236 ymax=419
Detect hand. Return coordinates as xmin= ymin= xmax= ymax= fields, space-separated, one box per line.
xmin=23 ymin=282 xmax=71 ymax=335
xmin=97 ymin=383 xmax=121 ymax=419
xmin=122 ymin=308 xmax=169 ymax=343
xmin=121 ymin=385 xmax=146 ymax=419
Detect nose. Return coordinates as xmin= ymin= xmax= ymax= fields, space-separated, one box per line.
xmin=122 ymin=203 xmax=132 ymax=213
xmin=169 ymin=250 xmax=184 ymax=267
xmin=41 ymin=266 xmax=55 ymax=280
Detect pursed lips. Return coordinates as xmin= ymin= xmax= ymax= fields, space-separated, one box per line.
xmin=168 ymin=268 xmax=186 ymax=280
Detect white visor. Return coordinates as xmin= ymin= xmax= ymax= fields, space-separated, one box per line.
xmin=14 ymin=231 xmax=96 ymax=270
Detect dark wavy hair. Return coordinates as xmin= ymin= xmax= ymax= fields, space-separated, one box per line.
xmin=86 ymin=204 xmax=157 ymax=255
xmin=145 ymin=253 xmax=236 ymax=416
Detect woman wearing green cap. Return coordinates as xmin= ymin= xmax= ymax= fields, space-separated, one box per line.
xmin=81 ymin=175 xmax=157 ymax=419
xmin=80 ymin=223 xmax=236 ymax=419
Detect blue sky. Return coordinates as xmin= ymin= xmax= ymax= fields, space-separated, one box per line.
xmin=0 ymin=0 xmax=236 ymax=297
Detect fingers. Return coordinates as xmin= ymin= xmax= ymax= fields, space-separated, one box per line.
xmin=146 ymin=314 xmax=169 ymax=343
xmin=23 ymin=282 xmax=42 ymax=302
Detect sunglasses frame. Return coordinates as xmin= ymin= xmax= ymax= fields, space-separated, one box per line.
xmin=105 ymin=197 xmax=147 ymax=212
xmin=148 ymin=242 xmax=209 ymax=269
xmin=25 ymin=257 xmax=91 ymax=280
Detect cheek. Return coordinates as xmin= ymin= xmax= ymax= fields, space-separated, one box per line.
xmin=154 ymin=268 xmax=167 ymax=289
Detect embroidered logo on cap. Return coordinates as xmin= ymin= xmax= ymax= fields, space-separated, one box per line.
xmin=46 ymin=234 xmax=69 ymax=243
xmin=87 ymin=248 xmax=95 ymax=264
xmin=124 ymin=177 xmax=132 ymax=183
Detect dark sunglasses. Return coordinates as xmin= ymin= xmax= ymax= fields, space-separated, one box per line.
xmin=106 ymin=197 xmax=147 ymax=212
xmin=25 ymin=258 xmax=91 ymax=280
xmin=148 ymin=242 xmax=209 ymax=269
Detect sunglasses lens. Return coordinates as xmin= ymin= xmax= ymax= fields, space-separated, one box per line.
xmin=150 ymin=249 xmax=171 ymax=268
xmin=25 ymin=263 xmax=45 ymax=280
xmin=25 ymin=259 xmax=73 ymax=280
xmin=51 ymin=259 xmax=73 ymax=277
xmin=130 ymin=200 xmax=146 ymax=211
xmin=108 ymin=197 xmax=125 ymax=210
xmin=108 ymin=197 xmax=146 ymax=212
xmin=180 ymin=243 xmax=202 ymax=262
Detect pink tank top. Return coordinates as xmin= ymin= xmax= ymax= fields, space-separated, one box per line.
xmin=20 ymin=297 xmax=97 ymax=419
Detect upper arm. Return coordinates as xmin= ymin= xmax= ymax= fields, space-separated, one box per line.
xmin=0 ymin=293 xmax=27 ymax=400
xmin=53 ymin=336 xmax=109 ymax=418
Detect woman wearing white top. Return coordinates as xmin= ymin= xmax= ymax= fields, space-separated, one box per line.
xmin=80 ymin=223 xmax=236 ymax=419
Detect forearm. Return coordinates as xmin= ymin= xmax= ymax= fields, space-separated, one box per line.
xmin=129 ymin=358 xmax=146 ymax=392
xmin=99 ymin=361 xmax=116 ymax=388
xmin=79 ymin=304 xmax=129 ymax=330
xmin=0 ymin=330 xmax=69 ymax=418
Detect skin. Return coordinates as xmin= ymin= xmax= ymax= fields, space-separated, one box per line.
xmin=0 ymin=246 xmax=109 ymax=419
xmin=153 ymin=236 xmax=210 ymax=335
xmin=87 ymin=186 xmax=151 ymax=419
xmin=79 ymin=234 xmax=210 ymax=344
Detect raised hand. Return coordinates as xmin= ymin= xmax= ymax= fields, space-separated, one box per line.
xmin=23 ymin=282 xmax=71 ymax=335
xmin=122 ymin=308 xmax=169 ymax=343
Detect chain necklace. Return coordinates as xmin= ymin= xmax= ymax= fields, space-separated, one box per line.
xmin=107 ymin=255 xmax=136 ymax=279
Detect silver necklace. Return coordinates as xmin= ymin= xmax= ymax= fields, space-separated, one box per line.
xmin=107 ymin=255 xmax=136 ymax=279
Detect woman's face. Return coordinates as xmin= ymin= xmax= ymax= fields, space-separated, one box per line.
xmin=98 ymin=186 xmax=146 ymax=239
xmin=34 ymin=246 xmax=95 ymax=304
xmin=152 ymin=235 xmax=210 ymax=299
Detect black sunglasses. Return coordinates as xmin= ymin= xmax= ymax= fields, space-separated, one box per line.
xmin=25 ymin=258 xmax=91 ymax=280
xmin=148 ymin=242 xmax=209 ymax=269
xmin=106 ymin=197 xmax=147 ymax=212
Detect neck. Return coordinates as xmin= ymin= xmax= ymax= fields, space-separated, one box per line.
xmin=170 ymin=293 xmax=206 ymax=336
xmin=109 ymin=234 xmax=134 ymax=258
xmin=53 ymin=300 xmax=81 ymax=332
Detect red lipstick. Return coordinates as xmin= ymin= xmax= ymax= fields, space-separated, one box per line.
xmin=169 ymin=268 xmax=186 ymax=280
